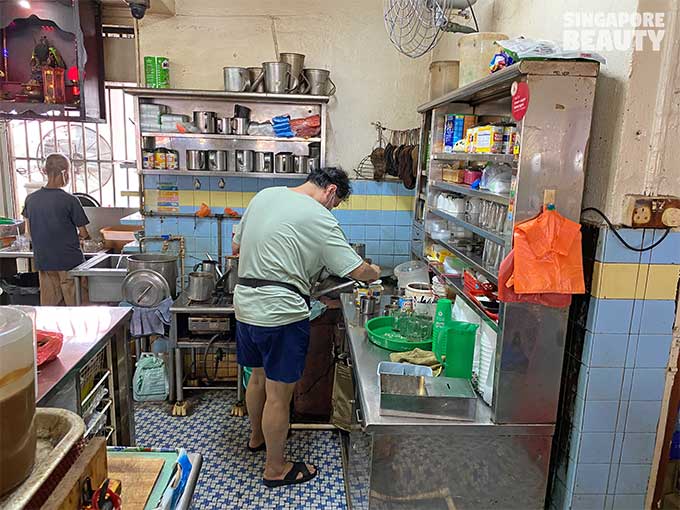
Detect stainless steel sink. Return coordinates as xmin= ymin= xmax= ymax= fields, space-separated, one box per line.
xmin=69 ymin=254 xmax=130 ymax=302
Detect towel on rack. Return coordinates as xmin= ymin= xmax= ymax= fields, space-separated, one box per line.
xmin=129 ymin=297 xmax=173 ymax=337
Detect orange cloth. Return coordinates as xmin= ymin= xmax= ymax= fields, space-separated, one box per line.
xmin=512 ymin=209 xmax=585 ymax=294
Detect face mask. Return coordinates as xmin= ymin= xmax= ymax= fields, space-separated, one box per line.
xmin=323 ymin=190 xmax=337 ymax=210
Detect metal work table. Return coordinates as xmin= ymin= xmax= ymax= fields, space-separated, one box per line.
xmin=33 ymin=306 xmax=135 ymax=446
xmin=340 ymin=294 xmax=555 ymax=510
xmin=0 ymin=248 xmax=107 ymax=259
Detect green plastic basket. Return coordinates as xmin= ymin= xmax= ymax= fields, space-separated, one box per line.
xmin=365 ymin=316 xmax=433 ymax=352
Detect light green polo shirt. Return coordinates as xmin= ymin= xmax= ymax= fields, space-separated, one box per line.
xmin=233 ymin=187 xmax=363 ymax=327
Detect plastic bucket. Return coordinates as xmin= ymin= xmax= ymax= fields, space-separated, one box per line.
xmin=394 ymin=260 xmax=429 ymax=288
xmin=429 ymin=60 xmax=460 ymax=100
xmin=458 ymin=32 xmax=508 ymax=87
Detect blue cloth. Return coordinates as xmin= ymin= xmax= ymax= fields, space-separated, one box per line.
xmin=21 ymin=188 xmax=89 ymax=271
xmin=236 ymin=318 xmax=310 ymax=383
xmin=130 ymin=297 xmax=173 ymax=337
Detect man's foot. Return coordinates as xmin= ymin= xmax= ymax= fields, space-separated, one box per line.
xmin=247 ymin=435 xmax=266 ymax=453
xmin=263 ymin=461 xmax=318 ymax=488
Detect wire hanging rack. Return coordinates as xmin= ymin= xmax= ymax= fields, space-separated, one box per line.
xmin=354 ymin=121 xmax=420 ymax=181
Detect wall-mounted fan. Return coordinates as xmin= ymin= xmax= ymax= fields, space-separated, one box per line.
xmin=384 ymin=0 xmax=479 ymax=58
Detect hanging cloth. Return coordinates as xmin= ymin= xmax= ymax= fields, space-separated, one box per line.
xmin=512 ymin=209 xmax=585 ymax=294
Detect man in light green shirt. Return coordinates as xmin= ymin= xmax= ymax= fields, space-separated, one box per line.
xmin=232 ymin=168 xmax=380 ymax=487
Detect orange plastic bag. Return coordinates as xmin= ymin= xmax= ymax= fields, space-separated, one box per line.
xmin=498 ymin=249 xmax=572 ymax=308
xmin=36 ymin=330 xmax=63 ymax=366
xmin=196 ymin=203 xmax=210 ymax=218
xmin=513 ymin=209 xmax=585 ymax=294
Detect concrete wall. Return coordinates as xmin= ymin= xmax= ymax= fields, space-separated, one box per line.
xmin=132 ymin=0 xmax=430 ymax=173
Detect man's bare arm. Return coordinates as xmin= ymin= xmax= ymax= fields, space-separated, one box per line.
xmin=348 ymin=262 xmax=380 ymax=282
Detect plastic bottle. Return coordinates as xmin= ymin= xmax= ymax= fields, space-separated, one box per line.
xmin=432 ymin=298 xmax=452 ymax=362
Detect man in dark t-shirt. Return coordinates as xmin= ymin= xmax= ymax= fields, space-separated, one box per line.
xmin=22 ymin=154 xmax=90 ymax=305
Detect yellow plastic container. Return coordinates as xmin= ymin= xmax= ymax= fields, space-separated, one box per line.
xmin=458 ymin=32 xmax=508 ymax=87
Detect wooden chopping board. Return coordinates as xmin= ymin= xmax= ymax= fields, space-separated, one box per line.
xmin=107 ymin=455 xmax=165 ymax=510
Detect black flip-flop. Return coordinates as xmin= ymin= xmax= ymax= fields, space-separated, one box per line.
xmin=263 ymin=462 xmax=318 ymax=488
xmin=247 ymin=441 xmax=266 ymax=453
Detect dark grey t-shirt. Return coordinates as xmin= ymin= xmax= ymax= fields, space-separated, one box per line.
xmin=22 ymin=188 xmax=89 ymax=271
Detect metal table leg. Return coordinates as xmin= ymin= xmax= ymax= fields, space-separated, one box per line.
xmin=172 ymin=347 xmax=187 ymax=416
xmin=74 ymin=276 xmax=82 ymax=305
xmin=231 ymin=364 xmax=247 ymax=417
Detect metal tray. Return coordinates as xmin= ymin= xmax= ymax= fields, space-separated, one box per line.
xmin=0 ymin=408 xmax=85 ymax=509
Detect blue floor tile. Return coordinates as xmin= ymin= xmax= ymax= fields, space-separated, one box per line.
xmin=135 ymin=391 xmax=348 ymax=510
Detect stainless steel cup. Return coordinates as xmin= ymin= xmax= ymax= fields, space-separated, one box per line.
xmin=293 ymin=155 xmax=309 ymax=174
xmin=306 ymin=157 xmax=320 ymax=174
xmin=193 ymin=111 xmax=216 ymax=134
xmin=279 ymin=52 xmax=305 ymax=93
xmin=303 ymin=68 xmax=336 ymax=96
xmin=254 ymin=152 xmax=274 ymax=173
xmin=216 ymin=117 xmax=232 ymax=134
xmin=223 ymin=67 xmax=251 ymax=92
xmin=187 ymin=150 xmax=207 ymax=170
xmin=252 ymin=62 xmax=298 ymax=94
xmin=275 ymin=152 xmax=294 ymax=173
xmin=232 ymin=117 xmax=250 ymax=135
xmin=247 ymin=67 xmax=264 ymax=93
xmin=236 ymin=150 xmax=254 ymax=172
xmin=208 ymin=150 xmax=227 ymax=171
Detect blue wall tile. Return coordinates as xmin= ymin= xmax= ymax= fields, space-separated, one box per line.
xmin=143 ymin=175 xmax=158 ymax=188
xmin=612 ymin=494 xmax=645 ymax=509
xmin=352 ymin=180 xmax=368 ymax=195
xmin=225 ymin=177 xmax=242 ymax=191
xmin=604 ymin=495 xmax=615 ymax=510
xmin=395 ymin=226 xmax=411 ymax=240
xmin=586 ymin=368 xmax=624 ymax=400
xmin=380 ymin=210 xmax=397 ymax=225
xmin=625 ymin=334 xmax=638 ymax=368
xmin=629 ymin=368 xmax=666 ymax=400
xmin=587 ymin=299 xmax=635 ymax=334
xmin=380 ymin=226 xmax=395 ymax=240
xmin=333 ymin=210 xmax=350 ymax=223
xmin=395 ymin=211 xmax=412 ymax=225
xmin=574 ymin=463 xmax=610 ymax=494
xmin=365 ymin=226 xmax=381 ymax=240
xmin=615 ymin=464 xmax=651 ymax=494
xmin=597 ymin=229 xmax=643 ymax=264
xmin=634 ymin=334 xmax=672 ymax=368
xmin=393 ymin=255 xmax=410 ymax=266
xmin=578 ymin=433 xmax=615 ymax=464
xmin=145 ymin=217 xmax=162 ymax=235
xmin=616 ymin=401 xmax=629 ymax=433
xmin=396 ymin=184 xmax=416 ymax=196
xmin=158 ymin=175 xmax=177 ymax=186
xmin=193 ymin=219 xmax=212 ymax=238
xmin=571 ymin=494 xmax=606 ymax=510
xmin=620 ymin=433 xmax=656 ymax=464
xmin=611 ymin=433 xmax=624 ymax=468
xmin=349 ymin=226 xmax=366 ymax=240
xmin=620 ymin=369 xmax=634 ymax=402
xmin=629 ymin=300 xmax=643 ymax=336
xmin=650 ymin=231 xmax=680 ymax=265
xmin=241 ymin=178 xmax=259 ymax=192
xmin=178 ymin=206 xmax=195 ymax=214
xmin=177 ymin=176 xmax=193 ymax=189
xmin=364 ymin=211 xmax=382 ymax=226
xmin=394 ymin=241 xmax=410 ymax=255
xmin=364 ymin=181 xmax=381 ymax=195
xmin=379 ymin=241 xmax=394 ymax=255
xmin=582 ymin=399 xmax=619 ymax=432
xmin=194 ymin=237 xmax=214 ymax=257
xmin=639 ymin=300 xmax=676 ymax=335
xmin=365 ymin=241 xmax=380 ymax=256
xmin=584 ymin=332 xmax=629 ymax=368
xmin=625 ymin=401 xmax=661 ymax=433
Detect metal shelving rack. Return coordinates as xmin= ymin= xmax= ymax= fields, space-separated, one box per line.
xmin=413 ymin=60 xmax=600 ymax=427
xmin=124 ymin=87 xmax=330 ymax=213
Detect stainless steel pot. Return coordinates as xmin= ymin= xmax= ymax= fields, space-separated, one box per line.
xmin=127 ymin=253 xmax=178 ymax=297
xmin=303 ymin=68 xmax=336 ymax=96
xmin=208 ymin=150 xmax=227 ymax=171
xmin=306 ymin=156 xmax=320 ymax=174
xmin=252 ymin=62 xmax=298 ymax=94
xmin=193 ymin=111 xmax=216 ymax=133
xmin=236 ymin=150 xmax=254 ymax=172
xmin=187 ymin=271 xmax=215 ymax=302
xmin=247 ymin=67 xmax=264 ymax=93
xmin=279 ymin=52 xmax=307 ymax=93
xmin=275 ymin=152 xmax=294 ymax=173
xmin=217 ymin=117 xmax=232 ymax=134
xmin=293 ymin=155 xmax=309 ymax=174
xmin=232 ymin=117 xmax=249 ymax=135
xmin=223 ymin=67 xmax=251 ymax=92
xmin=187 ymin=150 xmax=207 ymax=170
xmin=224 ymin=256 xmax=239 ymax=294
xmin=254 ymin=152 xmax=274 ymax=173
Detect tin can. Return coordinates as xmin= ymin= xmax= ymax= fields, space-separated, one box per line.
xmin=354 ymin=287 xmax=369 ymax=306
xmin=503 ymin=126 xmax=517 ymax=155
xmin=166 ymin=149 xmax=179 ymax=169
xmin=144 ymin=56 xmax=170 ymax=89
xmin=142 ymin=149 xmax=155 ymax=169
xmin=369 ymin=280 xmax=383 ymax=300
xmin=153 ymin=148 xmax=167 ymax=170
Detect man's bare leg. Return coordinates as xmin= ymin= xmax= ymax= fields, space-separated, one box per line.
xmin=245 ymin=367 xmax=266 ymax=448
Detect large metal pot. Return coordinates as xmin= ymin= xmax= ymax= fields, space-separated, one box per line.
xmin=127 ymin=253 xmax=178 ymax=297
xmin=187 ymin=272 xmax=215 ymax=302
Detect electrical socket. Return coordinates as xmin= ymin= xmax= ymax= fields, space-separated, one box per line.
xmin=623 ymin=194 xmax=680 ymax=228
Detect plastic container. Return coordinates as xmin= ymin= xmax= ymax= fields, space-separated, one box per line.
xmin=377 ymin=361 xmax=433 ymax=377
xmin=458 ymin=32 xmax=508 ymax=87
xmin=429 ymin=60 xmax=460 ymax=100
xmin=365 ymin=316 xmax=433 ymax=352
xmin=431 ymin=298 xmax=452 ymax=359
xmin=438 ymin=321 xmax=479 ymax=379
xmin=100 ymin=226 xmax=142 ymax=253
xmin=0 ymin=307 xmax=37 ymax=496
xmin=394 ymin=260 xmax=429 ymax=289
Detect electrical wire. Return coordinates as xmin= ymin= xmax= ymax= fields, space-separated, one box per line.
xmin=203 ymin=333 xmax=221 ymax=383
xmin=466 ymin=0 xmax=479 ymax=32
xmin=581 ymin=207 xmax=671 ymax=252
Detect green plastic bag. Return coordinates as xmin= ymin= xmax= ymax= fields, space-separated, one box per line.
xmin=133 ymin=353 xmax=169 ymax=402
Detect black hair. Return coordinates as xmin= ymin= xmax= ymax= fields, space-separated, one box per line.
xmin=306 ymin=167 xmax=352 ymax=200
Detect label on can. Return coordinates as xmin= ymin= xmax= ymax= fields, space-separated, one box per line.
xmin=154 ymin=149 xmax=167 ymax=169
xmin=142 ymin=149 xmax=155 ymax=169
xmin=166 ymin=149 xmax=179 ymax=169
xmin=144 ymin=56 xmax=170 ymax=89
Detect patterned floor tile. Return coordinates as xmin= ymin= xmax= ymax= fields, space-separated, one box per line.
xmin=135 ymin=390 xmax=348 ymax=510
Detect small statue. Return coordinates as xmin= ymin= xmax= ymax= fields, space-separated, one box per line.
xmin=30 ymin=36 xmax=65 ymax=82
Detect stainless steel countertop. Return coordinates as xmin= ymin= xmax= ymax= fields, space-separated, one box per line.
xmin=0 ymin=248 xmax=108 ymax=259
xmin=341 ymin=294 xmax=555 ymax=436
xmin=170 ymin=290 xmax=235 ymax=315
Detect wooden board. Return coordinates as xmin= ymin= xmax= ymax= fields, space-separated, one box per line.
xmin=107 ymin=455 xmax=165 ymax=510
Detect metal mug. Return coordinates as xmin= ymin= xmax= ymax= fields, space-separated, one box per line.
xmin=193 ymin=111 xmax=216 ymax=134
xmin=216 ymin=117 xmax=232 ymax=134
xmin=232 ymin=117 xmax=249 ymax=135
xmin=306 ymin=157 xmax=320 ymax=174
xmin=247 ymin=67 xmax=264 ymax=93
xmin=254 ymin=152 xmax=274 ymax=173
xmin=252 ymin=62 xmax=298 ymax=94
xmin=293 ymin=155 xmax=309 ymax=174
xmin=193 ymin=260 xmax=219 ymax=280
xmin=187 ymin=271 xmax=215 ymax=302
xmin=302 ymin=68 xmax=336 ymax=96
xmin=223 ymin=67 xmax=251 ymax=92
xmin=236 ymin=150 xmax=254 ymax=172
xmin=233 ymin=104 xmax=251 ymax=119
xmin=278 ymin=52 xmax=307 ymax=93
xmin=208 ymin=150 xmax=227 ymax=171
xmin=274 ymin=152 xmax=294 ymax=173
xmin=186 ymin=150 xmax=207 ymax=170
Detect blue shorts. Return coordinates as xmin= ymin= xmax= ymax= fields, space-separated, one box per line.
xmin=236 ymin=319 xmax=310 ymax=383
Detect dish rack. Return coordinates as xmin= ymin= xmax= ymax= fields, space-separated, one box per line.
xmin=78 ymin=346 xmax=117 ymax=445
